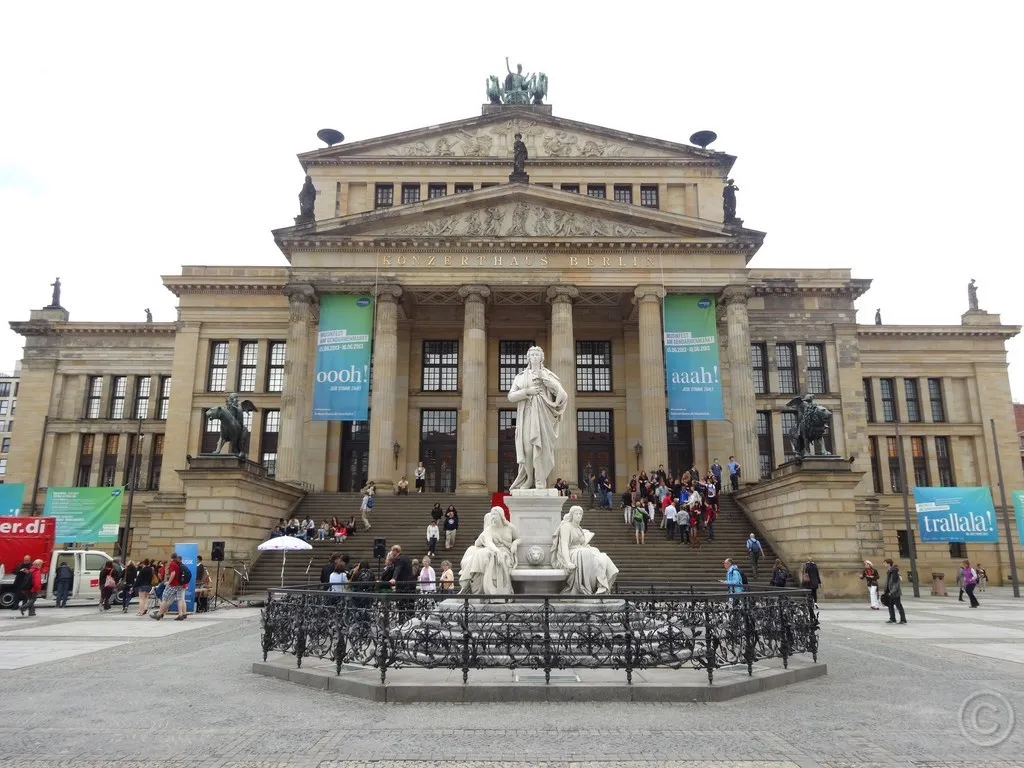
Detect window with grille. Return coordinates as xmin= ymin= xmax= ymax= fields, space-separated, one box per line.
xmin=201 ymin=410 xmax=221 ymax=454
xmin=905 ymin=379 xmax=921 ymax=422
xmin=868 ymin=436 xmax=883 ymax=493
xmin=86 ymin=376 xmax=103 ymax=419
xmin=0 ymin=402 xmax=6 ymax=416
xmin=238 ymin=342 xmax=258 ymax=392
xmin=935 ymin=436 xmax=954 ymax=486
xmin=949 ymin=542 xmax=967 ymax=559
xmin=261 ymin=409 xmax=280 ymax=476
xmin=577 ymin=410 xmax=612 ymax=439
xmin=776 ymin=344 xmax=796 ymax=394
xmin=575 ymin=341 xmax=612 ymax=392
xmin=158 ymin=377 xmax=171 ymax=420
xmin=1 ymin=438 xmax=9 ymax=453
xmin=149 ymin=434 xmax=164 ymax=490
xmin=422 ymin=341 xmax=459 ymax=391
xmin=0 ymin=382 xmax=8 ymax=398
xmin=781 ymin=411 xmax=798 ymax=463
xmin=454 ymin=183 xmax=473 ymax=194
xmin=77 ymin=434 xmax=94 ymax=487
xmin=401 ymin=184 xmax=420 ymax=204
xmin=911 ymin=436 xmax=929 ymax=486
xmin=101 ymin=434 xmax=119 ymax=487
xmin=498 ymin=409 xmax=517 ymax=440
xmin=427 ymin=183 xmax=447 ymax=199
xmin=133 ymin=377 xmax=151 ymax=420
xmin=375 ymin=184 xmax=394 ymax=208
xmin=887 ymin=436 xmax=903 ymax=492
xmin=207 ymin=341 xmax=228 ymax=392
xmin=587 ymin=184 xmax=606 ymax=199
xmin=751 ymin=343 xmax=768 ymax=394
xmin=863 ymin=378 xmax=875 ymax=422
xmin=110 ymin=376 xmax=127 ymax=419
xmin=928 ymin=378 xmax=945 ymax=422
xmin=560 ymin=183 xmax=579 ymax=193
xmin=897 ymin=529 xmax=913 ymax=558
xmin=806 ymin=343 xmax=827 ymax=394
xmin=880 ymin=378 xmax=897 ymax=422
xmin=499 ymin=340 xmax=534 ymax=392
xmin=756 ymin=411 xmax=773 ymax=479
xmin=421 ymin=409 xmax=458 ymax=438
xmin=266 ymin=342 xmax=286 ymax=392
xmin=613 ymin=185 xmax=632 ymax=204
xmin=640 ymin=185 xmax=659 ymax=208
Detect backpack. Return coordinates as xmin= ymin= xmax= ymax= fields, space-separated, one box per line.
xmin=632 ymin=507 xmax=645 ymax=522
xmin=366 ymin=496 xmax=375 ymax=509
xmin=739 ymin=570 xmax=749 ymax=586
xmin=178 ymin=564 xmax=192 ymax=586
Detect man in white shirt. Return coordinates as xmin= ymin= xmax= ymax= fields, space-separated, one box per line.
xmin=664 ymin=502 xmax=677 ymax=540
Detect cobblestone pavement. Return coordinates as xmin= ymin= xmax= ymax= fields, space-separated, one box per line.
xmin=1 ymin=591 xmax=1023 ymax=767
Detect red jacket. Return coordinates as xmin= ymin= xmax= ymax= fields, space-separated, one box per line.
xmin=29 ymin=565 xmax=43 ymax=592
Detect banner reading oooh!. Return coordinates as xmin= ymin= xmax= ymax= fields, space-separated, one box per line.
xmin=43 ymin=486 xmax=125 ymax=543
xmin=664 ymin=295 xmax=724 ymax=420
xmin=312 ymin=295 xmax=374 ymax=421
xmin=914 ymin=486 xmax=1000 ymax=543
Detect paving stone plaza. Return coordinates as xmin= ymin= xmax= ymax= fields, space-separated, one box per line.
xmin=1 ymin=591 xmax=1022 ymax=767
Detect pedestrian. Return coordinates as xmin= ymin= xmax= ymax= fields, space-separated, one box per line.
xmin=418 ymin=555 xmax=437 ymax=593
xmin=320 ymin=553 xmax=339 ymax=590
xmin=770 ymin=558 xmax=789 ymax=587
xmin=120 ymin=559 xmax=138 ymax=612
xmin=977 ymin=564 xmax=988 ymax=591
xmin=860 ymin=559 xmax=881 ymax=610
xmin=443 ymin=508 xmax=459 ymax=550
xmin=704 ymin=483 xmax=717 ymax=540
xmin=53 ymin=560 xmax=74 ymax=607
xmin=151 ymin=552 xmax=189 ymax=621
xmin=664 ymin=500 xmax=677 ymax=540
xmin=711 ymin=458 xmax=723 ymax=489
xmin=727 ymin=455 xmax=741 ymax=492
xmin=426 ymin=519 xmax=439 ymax=556
xmin=414 ymin=461 xmax=426 ymax=492
xmin=360 ymin=487 xmax=374 ymax=530
xmin=961 ymin=559 xmax=980 ymax=608
xmin=746 ymin=533 xmax=764 ymax=578
xmin=99 ymin=561 xmax=117 ymax=611
xmin=135 ymin=559 xmax=154 ymax=615
xmin=632 ymin=503 xmax=646 ymax=545
xmin=622 ymin=490 xmax=633 ymax=525
xmin=720 ymin=558 xmax=744 ymax=594
xmin=801 ymin=558 xmax=822 ymax=605
xmin=12 ymin=556 xmax=32 ymax=616
xmin=882 ymin=558 xmax=907 ymax=624
xmin=17 ymin=559 xmax=44 ymax=617
xmin=439 ymin=560 xmax=455 ymax=593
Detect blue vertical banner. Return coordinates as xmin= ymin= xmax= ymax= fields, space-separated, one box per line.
xmin=312 ymin=295 xmax=374 ymax=421
xmin=914 ymin=487 xmax=1000 ymax=543
xmin=174 ymin=542 xmax=198 ymax=613
xmin=0 ymin=483 xmax=26 ymax=516
xmin=664 ymin=295 xmax=724 ymax=420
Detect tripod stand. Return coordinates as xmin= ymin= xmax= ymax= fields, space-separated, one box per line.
xmin=211 ymin=559 xmax=242 ymax=611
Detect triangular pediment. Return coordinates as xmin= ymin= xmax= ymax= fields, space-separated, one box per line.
xmin=299 ymin=108 xmax=734 ymax=165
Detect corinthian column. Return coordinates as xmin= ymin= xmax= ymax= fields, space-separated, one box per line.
xmin=723 ymin=285 xmax=758 ymax=484
xmin=457 ymin=285 xmax=490 ymax=494
xmin=367 ymin=286 xmax=402 ymax=489
xmin=634 ymin=285 xmax=668 ymax=471
xmin=276 ymin=284 xmax=316 ymax=485
xmin=547 ymin=284 xmax=579 ymax=488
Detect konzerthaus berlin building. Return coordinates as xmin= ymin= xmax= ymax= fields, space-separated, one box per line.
xmin=7 ymin=92 xmax=1023 ymax=593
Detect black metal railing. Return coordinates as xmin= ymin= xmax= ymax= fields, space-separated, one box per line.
xmin=260 ymin=585 xmax=818 ymax=685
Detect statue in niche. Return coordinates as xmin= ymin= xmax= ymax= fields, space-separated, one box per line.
xmin=967 ymin=278 xmax=979 ymax=311
xmin=723 ymin=179 xmax=739 ymax=223
xmin=297 ymin=175 xmax=316 ymax=221
xmin=512 ymin=132 xmax=528 ymax=175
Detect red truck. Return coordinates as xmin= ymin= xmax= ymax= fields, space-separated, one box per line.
xmin=0 ymin=516 xmax=112 ymax=608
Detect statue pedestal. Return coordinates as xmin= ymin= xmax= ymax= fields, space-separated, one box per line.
xmin=508 ymin=171 xmax=530 ymax=184
xmin=506 ymin=489 xmax=568 ymax=594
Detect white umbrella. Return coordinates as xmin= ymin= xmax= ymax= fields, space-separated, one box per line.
xmin=257 ymin=535 xmax=313 ymax=586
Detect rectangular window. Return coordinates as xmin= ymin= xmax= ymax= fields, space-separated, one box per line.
xmin=928 ymin=378 xmax=945 ymax=422
xmin=587 ymin=184 xmax=606 ymax=199
xmin=422 ymin=341 xmax=459 ymax=392
xmin=498 ymin=340 xmax=534 ymax=392
xmin=0 ymin=382 xmax=9 ymax=397
xmin=109 ymin=376 xmax=127 ymax=419
xmin=935 ymin=436 xmax=955 ymax=486
xmin=1 ymin=437 xmax=9 ymax=453
xmin=148 ymin=434 xmax=164 ymax=491
xmin=560 ymin=183 xmax=579 ymax=193
xmin=374 ymin=183 xmax=394 ymax=209
xmin=639 ymin=185 xmax=659 ymax=208
xmin=751 ymin=343 xmax=768 ymax=395
xmin=905 ymin=379 xmax=921 ymax=422
xmin=0 ymin=458 xmax=5 ymax=477
xmin=0 ymin=401 xmax=8 ymax=416
xmin=949 ymin=542 xmax=967 ymax=559
xmin=401 ymin=183 xmax=420 ymax=204
xmin=781 ymin=412 xmax=799 ymax=464
xmin=265 ymin=341 xmax=286 ymax=392
xmin=577 ymin=409 xmax=612 ymax=438
xmin=123 ymin=433 xmax=143 ymax=489
xmin=575 ymin=340 xmax=612 ymax=393
xmin=868 ymin=436 xmax=884 ymax=493
xmin=756 ymin=411 xmax=773 ymax=479
xmin=897 ymin=529 xmax=913 ymax=559
xmin=806 ymin=343 xmax=827 ymax=394
xmin=158 ymin=377 xmax=171 ymax=420
xmin=454 ymin=183 xmax=473 ymax=194
xmin=77 ymin=435 xmax=94 ymax=487
xmin=261 ymin=409 xmax=280 ymax=476
xmin=201 ymin=410 xmax=221 ymax=454
xmin=613 ymin=185 xmax=632 ymax=204
xmin=207 ymin=341 xmax=229 ymax=392
xmin=776 ymin=344 xmax=796 ymax=394
xmin=863 ymin=378 xmax=875 ymax=423
xmin=911 ymin=436 xmax=929 ymax=486
xmin=0 ymin=421 xmax=4 ymax=433
xmin=101 ymin=434 xmax=119 ymax=487
xmin=133 ymin=377 xmax=151 ymax=420
xmin=86 ymin=376 xmax=103 ymax=419
xmin=421 ymin=409 xmax=458 ymax=439
xmin=238 ymin=341 xmax=258 ymax=392
xmin=887 ymin=436 xmax=903 ymax=493
xmin=427 ymin=183 xmax=447 ymax=199
xmin=880 ymin=378 xmax=897 ymax=422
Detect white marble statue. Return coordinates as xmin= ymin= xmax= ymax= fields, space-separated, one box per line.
xmin=550 ymin=505 xmax=619 ymax=595
xmin=459 ymin=507 xmax=521 ymax=595
xmin=507 ymin=345 xmax=568 ymax=490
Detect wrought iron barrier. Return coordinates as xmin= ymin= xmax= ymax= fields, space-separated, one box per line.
xmin=261 ymin=585 xmax=818 ymax=685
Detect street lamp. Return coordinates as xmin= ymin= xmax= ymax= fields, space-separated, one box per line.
xmin=393 ymin=441 xmax=401 ymax=470
xmin=634 ymin=442 xmax=643 ymax=471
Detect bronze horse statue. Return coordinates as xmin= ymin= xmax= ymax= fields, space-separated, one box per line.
xmin=785 ymin=395 xmax=832 ymax=456
xmin=205 ymin=393 xmax=257 ymax=456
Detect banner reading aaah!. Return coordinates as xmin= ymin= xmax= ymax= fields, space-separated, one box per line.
xmin=664 ymin=295 xmax=724 ymax=420
xmin=312 ymin=295 xmax=374 ymax=421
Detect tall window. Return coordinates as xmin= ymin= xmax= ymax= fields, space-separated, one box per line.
xmin=928 ymin=378 xmax=946 ymax=422
xmin=897 ymin=529 xmax=913 ymax=558
xmin=0 ymin=458 xmax=5 ymax=478
xmin=133 ymin=377 xmax=151 ymax=420
xmin=949 ymin=542 xmax=967 ymax=559
xmin=751 ymin=343 xmax=768 ymax=395
xmin=201 ymin=410 xmax=220 ymax=454
xmin=207 ymin=341 xmax=228 ymax=392
xmin=148 ymin=434 xmax=164 ymax=491
xmin=427 ymin=183 xmax=447 ymax=199
xmin=575 ymin=341 xmax=612 ymax=392
xmin=498 ymin=340 xmax=534 ymax=392
xmin=781 ymin=412 xmax=799 ymax=463
xmin=1 ymin=438 xmax=9 ymax=454
xmin=77 ymin=435 xmax=94 ymax=487
xmin=109 ymin=376 xmax=127 ymax=419
xmin=886 ymin=436 xmax=903 ymax=493
xmin=587 ymin=184 xmax=606 ymax=199
xmin=158 ymin=377 xmax=171 ymax=420
xmin=0 ymin=382 xmax=8 ymax=397
xmin=266 ymin=342 xmax=286 ymax=392
xmin=101 ymin=434 xmax=119 ymax=487
xmin=261 ymin=409 xmax=280 ymax=476
xmin=422 ymin=341 xmax=459 ymax=392
xmin=560 ymin=183 xmax=579 ymax=193
xmin=863 ymin=378 xmax=875 ymax=422
xmin=577 ymin=410 xmax=612 ymax=438
xmin=868 ymin=437 xmax=883 ymax=493
xmin=86 ymin=376 xmax=103 ymax=419
xmin=806 ymin=343 xmax=827 ymax=394
xmin=776 ymin=343 xmax=796 ymax=394
xmin=639 ymin=185 xmax=659 ymax=208
xmin=0 ymin=401 xmax=6 ymax=416
xmin=0 ymin=421 xmax=5 ymax=434
xmin=238 ymin=342 xmax=258 ymax=392
xmin=756 ymin=411 xmax=773 ymax=479
xmin=910 ymin=436 xmax=929 ymax=486
xmin=613 ymin=185 xmax=632 ymax=204
xmin=880 ymin=378 xmax=897 ymax=422
xmin=374 ymin=183 xmax=394 ymax=208
xmin=935 ymin=436 xmax=955 ymax=486
xmin=905 ymin=379 xmax=921 ymax=422
xmin=401 ymin=184 xmax=420 ymax=204
xmin=123 ymin=434 xmax=143 ymax=489
xmin=454 ymin=183 xmax=473 ymax=194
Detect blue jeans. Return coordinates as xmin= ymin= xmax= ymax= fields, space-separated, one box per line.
xmin=55 ymin=582 xmax=70 ymax=607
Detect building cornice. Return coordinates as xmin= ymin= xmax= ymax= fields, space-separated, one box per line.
xmin=162 ymin=276 xmax=288 ymax=298
xmin=9 ymin=321 xmax=178 ymax=338
xmin=277 ymin=238 xmax=762 ymax=254
xmin=857 ymin=325 xmax=1021 ymax=340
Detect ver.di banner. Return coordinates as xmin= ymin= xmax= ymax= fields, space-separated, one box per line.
xmin=1012 ymin=491 xmax=1024 ymax=548
xmin=0 ymin=483 xmax=26 ymax=516
xmin=914 ymin=486 xmax=1000 ymax=543
xmin=312 ymin=295 xmax=374 ymax=421
xmin=43 ymin=486 xmax=125 ymax=543
xmin=664 ymin=295 xmax=724 ymax=420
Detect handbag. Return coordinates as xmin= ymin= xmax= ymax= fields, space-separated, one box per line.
xmin=104 ymin=575 xmax=117 ymax=590
xmin=880 ymin=591 xmax=891 ymax=607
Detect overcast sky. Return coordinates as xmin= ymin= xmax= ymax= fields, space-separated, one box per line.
xmin=2 ymin=3 xmax=1022 ymax=398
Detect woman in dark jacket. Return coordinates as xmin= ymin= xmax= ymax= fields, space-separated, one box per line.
xmin=135 ymin=560 xmax=155 ymax=616
xmin=801 ymin=559 xmax=822 ymax=604
xmin=98 ymin=563 xmax=117 ymax=611
xmin=769 ymin=559 xmax=789 ymax=588
xmin=120 ymin=561 xmax=138 ymax=613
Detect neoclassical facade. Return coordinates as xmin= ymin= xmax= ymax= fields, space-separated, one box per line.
xmin=7 ymin=101 xmax=1023 ymax=586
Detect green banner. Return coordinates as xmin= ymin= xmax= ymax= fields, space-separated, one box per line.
xmin=664 ymin=295 xmax=724 ymax=420
xmin=312 ymin=294 xmax=374 ymax=421
xmin=43 ymin=487 xmax=125 ymax=543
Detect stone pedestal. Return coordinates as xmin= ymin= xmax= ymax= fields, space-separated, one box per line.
xmin=508 ymin=171 xmax=530 ymax=184
xmin=505 ymin=489 xmax=568 ymax=594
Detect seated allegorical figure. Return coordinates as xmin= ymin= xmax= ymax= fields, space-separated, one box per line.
xmin=459 ymin=507 xmax=520 ymax=595
xmin=551 ymin=505 xmax=619 ymax=595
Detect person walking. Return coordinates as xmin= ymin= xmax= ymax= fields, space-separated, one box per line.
xmin=746 ymin=533 xmax=764 ymax=579
xmin=414 ymin=461 xmax=426 ymax=492
xmin=18 ymin=559 xmax=44 ymax=617
xmin=769 ymin=558 xmax=789 ymax=587
xmin=53 ymin=561 xmax=74 ymax=607
xmin=961 ymin=559 xmax=981 ymax=608
xmin=360 ymin=487 xmax=374 ymax=530
xmin=882 ymin=558 xmax=907 ymax=624
xmin=120 ymin=560 xmax=138 ymax=613
xmin=720 ymin=558 xmax=744 ymax=594
xmin=801 ymin=558 xmax=822 ymax=605
xmin=632 ymin=503 xmax=646 ymax=545
xmin=956 ymin=562 xmax=966 ymax=601
xmin=98 ymin=561 xmax=117 ymax=611
xmin=860 ymin=560 xmax=881 ymax=610
xmin=134 ymin=559 xmax=154 ymax=615
xmin=426 ymin=519 xmax=439 ymax=557
xmin=443 ymin=509 xmax=459 ymax=550
xmin=152 ymin=552 xmax=189 ymax=621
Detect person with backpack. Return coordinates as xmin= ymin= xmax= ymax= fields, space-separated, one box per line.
xmin=721 ymin=558 xmax=745 ymax=594
xmin=746 ymin=533 xmax=764 ymax=579
xmin=632 ymin=502 xmax=646 ymax=545
xmin=152 ymin=552 xmax=189 ymax=621
xmin=961 ymin=559 xmax=981 ymax=608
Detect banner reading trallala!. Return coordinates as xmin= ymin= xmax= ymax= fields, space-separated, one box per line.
xmin=914 ymin=486 xmax=1000 ymax=543
xmin=664 ymin=295 xmax=724 ymax=420
xmin=312 ymin=295 xmax=374 ymax=421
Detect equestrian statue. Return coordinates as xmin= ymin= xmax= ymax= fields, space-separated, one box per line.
xmin=785 ymin=394 xmax=832 ymax=457
xmin=205 ymin=393 xmax=258 ymax=456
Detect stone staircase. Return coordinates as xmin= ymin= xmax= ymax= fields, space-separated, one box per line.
xmin=244 ymin=490 xmax=780 ymax=594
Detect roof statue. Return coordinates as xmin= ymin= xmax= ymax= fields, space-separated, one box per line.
xmin=47 ymin=277 xmax=62 ymax=309
xmin=723 ymin=179 xmax=740 ymax=225
xmin=967 ymin=278 xmax=979 ymax=311
xmin=487 ymin=57 xmax=548 ymax=105
xmin=296 ymin=175 xmax=316 ymax=224
xmin=874 ymin=308 xmax=882 ymax=325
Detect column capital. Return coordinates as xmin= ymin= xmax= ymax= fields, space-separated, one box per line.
xmin=546 ymin=285 xmax=579 ymax=305
xmin=374 ymin=285 xmax=403 ymax=303
xmin=633 ymin=285 xmax=666 ymax=305
xmin=457 ymin=284 xmax=491 ymax=303
xmin=721 ymin=285 xmax=751 ymax=307
xmin=283 ymin=283 xmax=316 ymax=305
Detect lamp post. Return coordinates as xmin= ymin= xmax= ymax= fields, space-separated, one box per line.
xmin=121 ymin=419 xmax=144 ymax=561
xmin=634 ymin=442 xmax=643 ymax=472
xmin=989 ymin=418 xmax=1021 ymax=598
xmin=894 ymin=422 xmax=921 ymax=598
xmin=392 ymin=441 xmax=401 ymax=471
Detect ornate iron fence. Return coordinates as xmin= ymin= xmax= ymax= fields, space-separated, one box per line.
xmin=261 ymin=585 xmax=818 ymax=685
